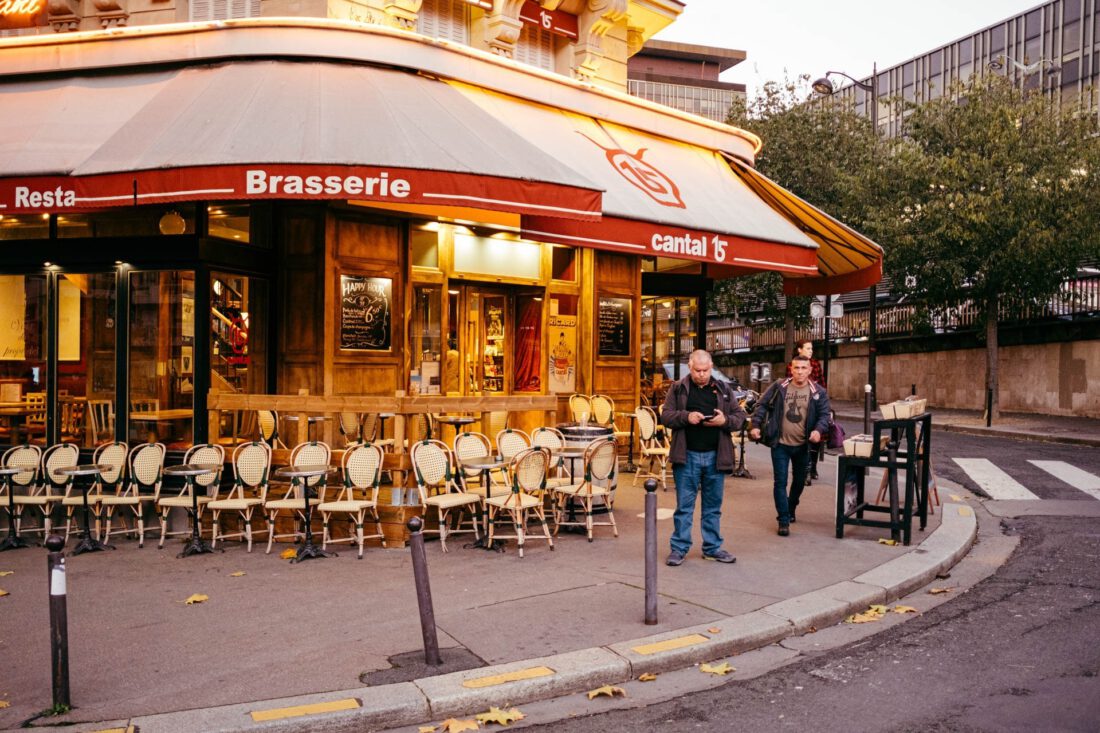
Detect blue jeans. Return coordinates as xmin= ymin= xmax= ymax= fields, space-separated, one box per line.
xmin=771 ymin=442 xmax=809 ymax=524
xmin=670 ymin=450 xmax=726 ymax=555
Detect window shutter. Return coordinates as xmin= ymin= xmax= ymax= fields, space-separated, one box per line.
xmin=514 ymin=22 xmax=554 ymax=71
xmin=418 ymin=0 xmax=469 ymax=45
xmin=190 ymin=0 xmax=259 ymax=22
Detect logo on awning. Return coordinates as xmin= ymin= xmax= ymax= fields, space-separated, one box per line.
xmin=580 ymin=133 xmax=685 ymax=209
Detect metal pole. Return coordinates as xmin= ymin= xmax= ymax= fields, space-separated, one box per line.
xmin=822 ymin=295 xmax=831 ymax=387
xmin=406 ymin=517 xmax=442 ymax=666
xmin=46 ymin=534 xmax=70 ymax=709
xmin=644 ymin=479 xmax=658 ymax=625
xmin=863 ymin=384 xmax=872 ymax=435
xmin=867 ymin=62 xmax=879 ymax=409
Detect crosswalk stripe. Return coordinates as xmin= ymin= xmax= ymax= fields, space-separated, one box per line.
xmin=1029 ymin=461 xmax=1100 ymax=501
xmin=952 ymin=458 xmax=1041 ymax=500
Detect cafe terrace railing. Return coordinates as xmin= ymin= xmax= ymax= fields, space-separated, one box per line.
xmin=206 ymin=392 xmax=559 ymax=486
xmin=707 ymin=273 xmax=1100 ymax=353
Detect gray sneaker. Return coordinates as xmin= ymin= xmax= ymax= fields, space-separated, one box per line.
xmin=703 ymin=549 xmax=737 ymax=564
xmin=665 ymin=550 xmax=685 ymax=566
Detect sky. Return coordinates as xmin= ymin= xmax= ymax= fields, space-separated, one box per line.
xmin=652 ymin=0 xmax=1045 ymax=98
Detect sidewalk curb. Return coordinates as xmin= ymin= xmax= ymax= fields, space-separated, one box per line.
xmin=75 ymin=503 xmax=977 ymax=733
xmin=833 ymin=411 xmax=1100 ymax=448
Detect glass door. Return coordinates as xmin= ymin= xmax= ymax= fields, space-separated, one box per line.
xmin=0 ymin=274 xmax=47 ymax=446
xmin=57 ymin=273 xmax=116 ymax=447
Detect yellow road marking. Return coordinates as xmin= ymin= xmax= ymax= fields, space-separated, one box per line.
xmin=250 ymin=698 xmax=360 ymax=722
xmin=950 ymin=494 xmax=962 ymax=501
xmin=632 ymin=633 xmax=710 ymax=656
xmin=91 ymin=727 xmax=135 ymax=733
xmin=957 ymin=506 xmax=972 ymax=516
xmin=462 ymin=665 xmax=555 ymax=688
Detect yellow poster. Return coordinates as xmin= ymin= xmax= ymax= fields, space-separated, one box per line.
xmin=58 ymin=278 xmax=80 ymax=361
xmin=0 ymin=275 xmax=26 ymax=360
xmin=548 ymin=314 xmax=576 ymax=394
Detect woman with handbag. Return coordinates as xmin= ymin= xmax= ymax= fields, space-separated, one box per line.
xmin=751 ymin=355 xmax=832 ymax=536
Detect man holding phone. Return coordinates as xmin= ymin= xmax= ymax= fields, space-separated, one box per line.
xmin=660 ymin=349 xmax=746 ymax=566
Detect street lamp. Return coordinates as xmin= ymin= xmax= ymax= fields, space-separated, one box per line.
xmin=987 ymin=54 xmax=1061 ymax=94
xmin=812 ymin=64 xmax=879 ymax=407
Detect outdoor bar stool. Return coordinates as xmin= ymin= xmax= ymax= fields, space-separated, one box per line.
xmin=552 ymin=438 xmax=619 ymax=542
xmin=410 ymin=439 xmax=482 ymax=552
xmin=63 ymin=441 xmax=127 ymax=543
xmin=2 ymin=445 xmax=41 ymax=539
xmin=101 ymin=442 xmax=165 ymax=547
xmin=633 ymin=406 xmax=669 ymax=490
xmin=157 ymin=444 xmax=225 ymax=549
xmin=319 ymin=442 xmax=386 ymax=558
xmin=485 ymin=447 xmax=554 ymax=558
xmin=209 ymin=442 xmax=270 ymax=552
xmin=264 ymin=441 xmax=331 ymax=554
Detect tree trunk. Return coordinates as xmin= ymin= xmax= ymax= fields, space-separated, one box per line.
xmin=984 ymin=298 xmax=1000 ymax=423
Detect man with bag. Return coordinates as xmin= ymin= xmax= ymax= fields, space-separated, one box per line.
xmin=660 ymin=349 xmax=747 ymax=566
xmin=750 ymin=355 xmax=831 ymax=536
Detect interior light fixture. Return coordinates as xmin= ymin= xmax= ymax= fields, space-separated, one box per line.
xmin=158 ymin=210 xmax=187 ymax=235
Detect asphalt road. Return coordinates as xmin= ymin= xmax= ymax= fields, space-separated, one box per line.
xmin=517 ymin=433 xmax=1100 ymax=733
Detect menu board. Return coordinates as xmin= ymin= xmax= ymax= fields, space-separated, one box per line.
xmin=597 ymin=297 xmax=631 ymax=357
xmin=340 ymin=275 xmax=392 ymax=351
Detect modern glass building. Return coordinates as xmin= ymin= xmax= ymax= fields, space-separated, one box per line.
xmin=627 ymin=39 xmax=746 ymax=124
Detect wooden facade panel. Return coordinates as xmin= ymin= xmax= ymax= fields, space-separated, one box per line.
xmin=332 ymin=364 xmax=400 ymax=395
xmin=595 ymin=251 xmax=637 ymax=290
xmin=278 ymin=207 xmax=324 ymax=394
xmin=335 ymin=217 xmax=402 ymax=264
xmin=593 ymin=365 xmax=636 ymax=394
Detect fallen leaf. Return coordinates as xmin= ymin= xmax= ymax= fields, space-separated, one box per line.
xmin=440 ymin=719 xmax=479 ymax=732
xmin=587 ymin=685 xmax=626 ymax=700
xmin=878 ymin=538 xmax=898 ymax=546
xmin=229 ymin=571 xmax=246 ymax=577
xmin=280 ymin=548 xmax=297 ymax=560
xmin=0 ymin=571 xmax=13 ymax=576
xmin=845 ymin=612 xmax=881 ymax=624
xmin=893 ymin=605 xmax=919 ymax=614
xmin=0 ymin=589 xmax=9 ymax=597
xmin=184 ymin=593 xmax=209 ymax=605
xmin=475 ymin=707 xmax=525 ymax=725
xmin=707 ymin=627 xmax=721 ymax=634
xmin=868 ymin=605 xmax=889 ymax=615
xmin=808 ymin=626 xmax=818 ymax=633
xmin=0 ymin=701 xmax=9 ymax=709
xmin=419 ymin=726 xmax=437 ymax=733
xmin=638 ymin=673 xmax=658 ymax=682
xmin=929 ymin=587 xmax=953 ymax=595
xmin=699 ymin=662 xmax=735 ymax=676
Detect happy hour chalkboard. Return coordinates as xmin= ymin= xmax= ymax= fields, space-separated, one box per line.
xmin=340 ymin=275 xmax=392 ymax=351
xmin=597 ymin=297 xmax=631 ymax=357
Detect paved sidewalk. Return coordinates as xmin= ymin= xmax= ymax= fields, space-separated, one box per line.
xmin=0 ymin=442 xmax=976 ymax=733
xmin=831 ymin=399 xmax=1100 ymax=447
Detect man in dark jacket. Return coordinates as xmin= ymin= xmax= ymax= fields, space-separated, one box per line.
xmin=750 ymin=355 xmax=831 ymax=536
xmin=660 ymin=349 xmax=747 ymax=566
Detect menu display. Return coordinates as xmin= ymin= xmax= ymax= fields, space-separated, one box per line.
xmin=340 ymin=275 xmax=392 ymax=351
xmin=598 ymin=297 xmax=631 ymax=357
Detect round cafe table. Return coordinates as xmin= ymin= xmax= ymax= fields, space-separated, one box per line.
xmin=0 ymin=466 xmax=29 ymax=551
xmin=458 ymin=456 xmax=506 ymax=551
xmin=56 ymin=464 xmax=115 ymax=555
xmin=434 ymin=414 xmax=476 ymax=444
xmin=164 ymin=463 xmax=221 ymax=558
xmin=273 ymin=464 xmax=335 ymax=562
xmin=283 ymin=414 xmax=326 ymax=442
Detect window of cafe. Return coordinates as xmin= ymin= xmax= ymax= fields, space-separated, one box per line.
xmin=641 ymin=296 xmax=698 ymax=403
xmin=128 ymin=270 xmax=195 ymax=448
xmin=0 ymin=274 xmax=48 ymax=446
xmin=59 ymin=273 xmax=117 ymax=448
xmin=411 ymin=285 xmax=443 ymax=395
xmin=211 ymin=272 xmax=267 ymax=395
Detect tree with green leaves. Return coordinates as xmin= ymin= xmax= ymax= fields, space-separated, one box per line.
xmin=879 ymin=74 xmax=1100 ymax=419
xmin=718 ymin=76 xmax=884 ymax=360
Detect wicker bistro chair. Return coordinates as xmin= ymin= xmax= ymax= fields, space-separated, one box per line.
xmin=590 ymin=394 xmax=615 ymax=427
xmin=156 ymin=444 xmax=225 ymax=549
xmin=319 ymin=442 xmax=386 ymax=559
xmin=264 ymin=441 xmax=331 ymax=554
xmin=494 ymin=428 xmax=530 ymax=485
xmin=2 ymin=445 xmax=41 ymax=538
xmin=101 ymin=442 xmax=165 ymax=547
xmin=452 ymin=431 xmax=496 ymax=497
xmin=257 ymin=409 xmax=287 ymax=450
xmin=633 ymin=406 xmax=670 ymax=490
xmin=338 ymin=412 xmax=362 ymax=447
xmin=87 ymin=400 xmax=115 ymax=446
xmin=17 ymin=443 xmax=77 ymax=538
xmin=62 ymin=441 xmax=127 ymax=543
xmin=208 ymin=442 xmax=270 ymax=551
xmin=485 ymin=447 xmax=554 ymax=557
xmin=552 ymin=438 xmax=619 ymax=542
xmin=531 ymin=426 xmax=572 ymax=489
xmin=568 ymin=393 xmax=592 ymax=423
xmin=361 ymin=413 xmax=396 ymax=450
xmin=410 ymin=439 xmax=482 ymax=552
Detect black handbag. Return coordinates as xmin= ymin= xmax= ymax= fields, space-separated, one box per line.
xmin=758 ymin=385 xmax=781 ymax=447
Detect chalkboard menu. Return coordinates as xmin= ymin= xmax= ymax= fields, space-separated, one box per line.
xmin=598 ymin=297 xmax=631 ymax=357
xmin=340 ymin=275 xmax=392 ymax=351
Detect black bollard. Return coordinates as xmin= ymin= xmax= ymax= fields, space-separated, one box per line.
xmin=985 ymin=387 xmax=993 ymax=428
xmin=46 ymin=534 xmax=70 ymax=709
xmin=885 ymin=441 xmax=901 ymax=543
xmin=644 ymin=479 xmax=658 ymax=625
xmin=406 ymin=517 xmax=442 ymax=666
xmin=863 ymin=384 xmax=873 ymax=435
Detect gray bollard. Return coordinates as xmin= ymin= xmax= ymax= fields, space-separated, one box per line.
xmin=406 ymin=517 xmax=442 ymax=666
xmin=46 ymin=534 xmax=70 ymax=709
xmin=644 ymin=479 xmax=658 ymax=625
